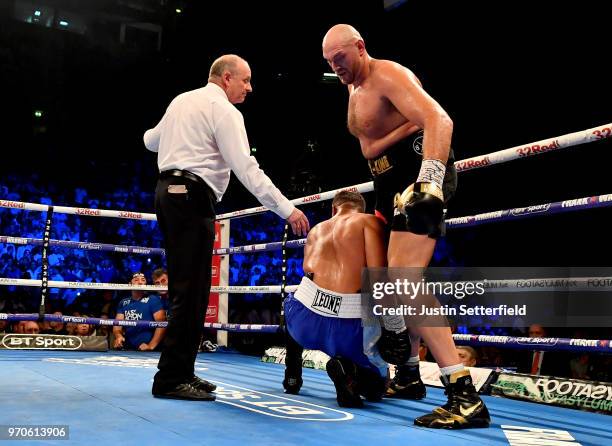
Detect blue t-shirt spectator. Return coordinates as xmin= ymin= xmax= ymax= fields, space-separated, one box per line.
xmin=117 ymin=294 xmax=163 ymax=349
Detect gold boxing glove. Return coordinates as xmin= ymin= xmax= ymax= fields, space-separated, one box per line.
xmin=394 ymin=158 xmax=446 ymax=236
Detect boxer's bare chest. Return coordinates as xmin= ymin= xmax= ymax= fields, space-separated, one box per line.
xmin=348 ymin=85 xmax=405 ymax=140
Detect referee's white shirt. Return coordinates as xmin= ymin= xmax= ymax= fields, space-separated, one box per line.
xmin=143 ymin=82 xmax=294 ymax=219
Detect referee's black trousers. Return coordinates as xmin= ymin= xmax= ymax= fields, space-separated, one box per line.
xmin=153 ymin=175 xmax=215 ymax=389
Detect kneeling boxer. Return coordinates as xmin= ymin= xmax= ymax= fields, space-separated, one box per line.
xmin=283 ymin=191 xmax=388 ymax=407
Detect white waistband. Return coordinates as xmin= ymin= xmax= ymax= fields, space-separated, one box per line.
xmin=293 ymin=276 xmax=362 ymax=319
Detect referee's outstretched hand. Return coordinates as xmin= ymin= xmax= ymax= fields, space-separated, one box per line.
xmin=287 ymin=208 xmax=310 ymax=237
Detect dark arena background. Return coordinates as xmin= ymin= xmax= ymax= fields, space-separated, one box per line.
xmin=1 ymin=1 xmax=611 ymax=445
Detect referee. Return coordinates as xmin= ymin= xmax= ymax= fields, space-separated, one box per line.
xmin=144 ymin=54 xmax=310 ymax=400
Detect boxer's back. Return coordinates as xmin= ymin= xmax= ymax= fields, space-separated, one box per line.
xmin=303 ymin=213 xmax=384 ymax=293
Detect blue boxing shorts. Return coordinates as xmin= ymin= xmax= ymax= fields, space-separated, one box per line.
xmin=284 ymin=276 xmax=387 ymax=377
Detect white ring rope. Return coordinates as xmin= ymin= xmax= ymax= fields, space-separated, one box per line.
xmin=2 ymin=276 xmax=611 ymax=293
xmin=2 ymin=190 xmax=611 ymax=258
xmin=1 ymin=123 xmax=609 ymax=222
xmin=216 ymin=122 xmax=612 ymax=220
xmin=0 ymin=277 xmax=299 ymax=294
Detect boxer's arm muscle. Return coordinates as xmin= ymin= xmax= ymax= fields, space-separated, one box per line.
xmin=360 ymin=122 xmax=419 ymax=157
xmin=378 ymin=62 xmax=452 ymax=163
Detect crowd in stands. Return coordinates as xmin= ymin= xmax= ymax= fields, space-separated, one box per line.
xmin=1 ymin=173 xmax=610 ymax=381
xmin=0 ymin=172 xmax=316 ymax=352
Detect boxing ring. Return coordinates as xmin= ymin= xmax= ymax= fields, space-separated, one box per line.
xmin=2 ymin=350 xmax=611 ymax=445
xmin=1 ymin=123 xmax=612 ymax=445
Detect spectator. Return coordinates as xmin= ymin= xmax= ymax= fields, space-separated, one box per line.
xmin=41 ymin=312 xmax=68 ymax=335
xmin=113 ymin=272 xmax=166 ymax=351
xmin=74 ymin=317 xmax=95 ymax=337
xmin=516 ymin=324 xmax=570 ymax=376
xmin=23 ymin=321 xmax=40 ymax=334
xmin=528 ymin=324 xmax=546 ymax=338
xmin=12 ymin=321 xmax=26 ymax=334
xmin=99 ymin=291 xmax=117 ymax=319
xmin=151 ymin=268 xmax=169 ymax=313
xmin=456 ymin=346 xmax=478 ymax=367
xmin=64 ymin=310 xmax=81 ymax=335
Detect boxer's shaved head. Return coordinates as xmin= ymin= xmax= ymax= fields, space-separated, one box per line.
xmin=332 ymin=191 xmax=366 ymax=213
xmin=322 ymin=24 xmax=363 ymax=49
xmin=322 ymin=24 xmax=367 ymax=85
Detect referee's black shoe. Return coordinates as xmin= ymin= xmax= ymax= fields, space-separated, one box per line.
xmin=153 ymin=381 xmax=216 ymax=401
xmin=190 ymin=375 xmax=217 ymax=393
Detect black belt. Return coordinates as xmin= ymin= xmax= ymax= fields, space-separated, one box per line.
xmin=160 ymin=169 xmax=206 ymax=185
xmin=159 ymin=169 xmax=216 ymax=202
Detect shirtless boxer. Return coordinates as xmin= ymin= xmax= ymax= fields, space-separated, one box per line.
xmin=321 ymin=25 xmax=490 ymax=429
xmin=283 ymin=191 xmax=388 ymax=407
